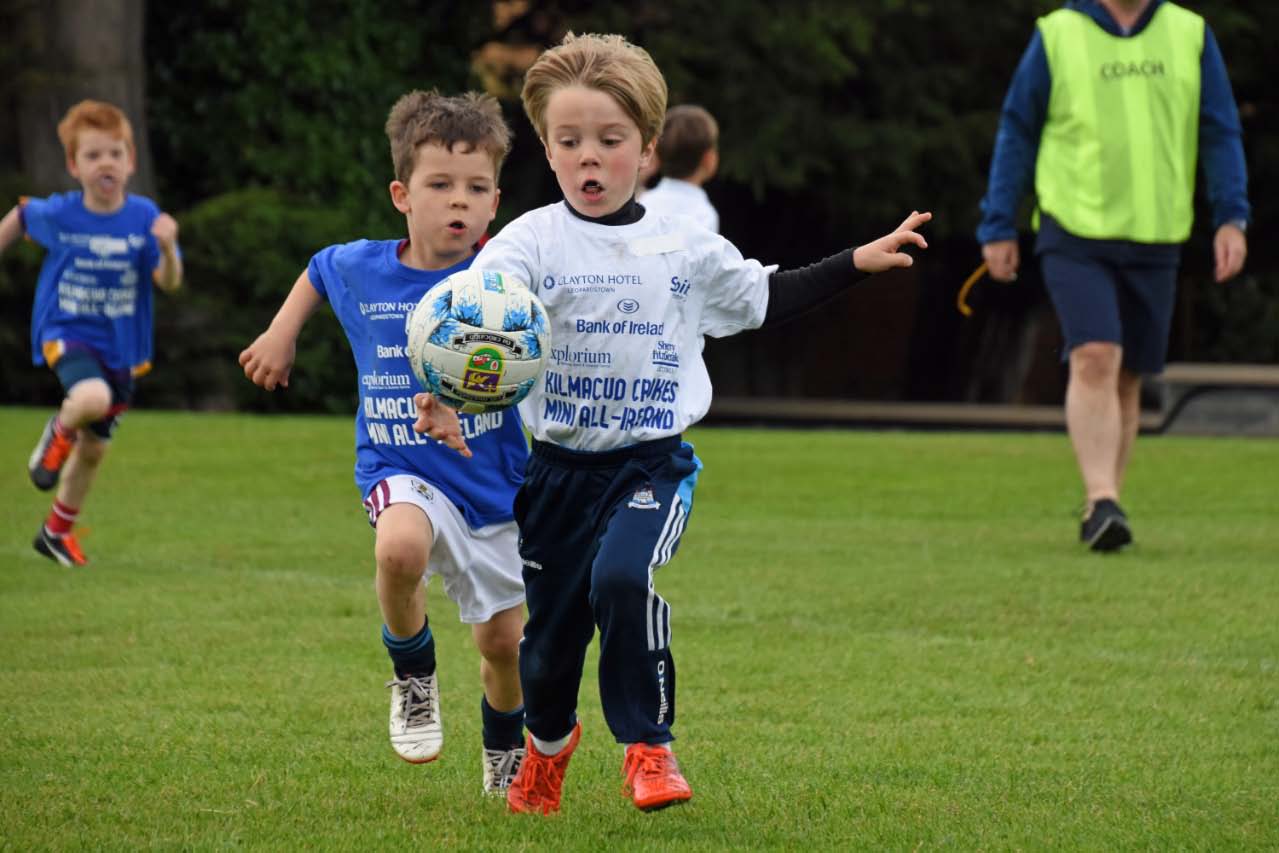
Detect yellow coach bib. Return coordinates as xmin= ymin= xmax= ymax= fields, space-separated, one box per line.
xmin=1035 ymin=2 xmax=1204 ymax=243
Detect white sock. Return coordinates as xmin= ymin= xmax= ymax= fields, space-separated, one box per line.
xmin=532 ymin=731 xmax=573 ymax=756
xmin=624 ymin=742 xmax=672 ymax=753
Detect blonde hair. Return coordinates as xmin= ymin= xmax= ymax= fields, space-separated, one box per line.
xmin=57 ymin=100 xmax=135 ymax=160
xmin=657 ymin=105 xmax=719 ymax=179
xmin=521 ymin=33 xmax=668 ymax=147
xmin=384 ymin=90 xmax=512 ymax=185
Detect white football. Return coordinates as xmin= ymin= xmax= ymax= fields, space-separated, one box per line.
xmin=404 ymin=269 xmax=550 ymax=414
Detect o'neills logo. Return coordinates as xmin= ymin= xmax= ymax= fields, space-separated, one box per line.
xmin=462 ymin=347 xmax=504 ymax=392
xmin=1101 ymin=59 xmax=1165 ymax=80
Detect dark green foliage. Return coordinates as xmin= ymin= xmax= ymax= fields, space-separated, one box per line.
xmin=141 ymin=188 xmax=362 ymax=414
xmin=3 ymin=1 xmax=1274 ymax=410
xmin=145 ymin=0 xmax=491 ymax=231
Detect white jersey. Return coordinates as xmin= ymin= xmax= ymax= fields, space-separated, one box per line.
xmin=474 ymin=202 xmax=772 ymax=451
xmin=639 ymin=178 xmax=719 ymax=233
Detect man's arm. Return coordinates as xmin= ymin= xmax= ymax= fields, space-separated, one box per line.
xmin=1198 ymin=26 xmax=1249 ymax=282
xmin=977 ymin=30 xmax=1051 ymax=247
xmin=1197 ymin=26 xmax=1250 ymax=229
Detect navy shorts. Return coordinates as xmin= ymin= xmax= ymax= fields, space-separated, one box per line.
xmin=51 ymin=346 xmax=134 ymax=439
xmin=1036 ymin=216 xmax=1181 ymax=374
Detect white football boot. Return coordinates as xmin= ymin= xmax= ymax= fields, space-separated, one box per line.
xmin=481 ymin=745 xmax=526 ymax=796
xmin=386 ymin=674 xmax=443 ymax=763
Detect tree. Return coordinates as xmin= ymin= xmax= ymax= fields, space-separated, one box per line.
xmin=7 ymin=0 xmax=155 ymax=196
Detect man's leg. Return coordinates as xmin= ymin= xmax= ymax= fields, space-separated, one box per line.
xmin=1115 ymin=368 xmax=1143 ymax=494
xmin=1065 ymin=341 xmax=1123 ymax=505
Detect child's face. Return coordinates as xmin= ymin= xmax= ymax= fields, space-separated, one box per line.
xmin=67 ymin=129 xmax=135 ymax=210
xmin=390 ymin=142 xmax=499 ymax=269
xmin=543 ymin=85 xmax=655 ymax=217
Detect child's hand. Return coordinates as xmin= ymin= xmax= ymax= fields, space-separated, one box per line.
xmin=853 ymin=211 xmax=932 ymax=273
xmin=413 ymin=393 xmax=472 ymax=458
xmin=238 ymin=330 xmax=297 ymax=390
xmin=151 ymin=213 xmax=179 ymax=249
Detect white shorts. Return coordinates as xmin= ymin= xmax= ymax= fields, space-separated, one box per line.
xmin=363 ymin=475 xmax=524 ymax=624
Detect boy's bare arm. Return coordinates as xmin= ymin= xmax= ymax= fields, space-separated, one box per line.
xmin=151 ymin=213 xmax=183 ymax=292
xmin=0 ymin=205 xmax=23 ymax=255
xmin=238 ymin=270 xmax=324 ymax=391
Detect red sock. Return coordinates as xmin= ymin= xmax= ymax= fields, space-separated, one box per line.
xmin=46 ymin=500 xmax=79 ymax=536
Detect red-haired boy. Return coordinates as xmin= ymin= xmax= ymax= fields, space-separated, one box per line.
xmin=0 ymin=99 xmax=182 ymax=566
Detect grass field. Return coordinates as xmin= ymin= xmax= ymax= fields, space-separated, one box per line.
xmin=1 ymin=406 xmax=1276 ymax=850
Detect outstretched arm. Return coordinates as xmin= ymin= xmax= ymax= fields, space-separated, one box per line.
xmin=0 ymin=205 xmax=23 ymax=255
xmin=238 ymin=270 xmax=323 ymax=390
xmin=762 ymin=211 xmax=932 ymax=327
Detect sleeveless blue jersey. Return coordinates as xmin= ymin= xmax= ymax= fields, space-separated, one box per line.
xmin=23 ymin=192 xmax=168 ymax=372
xmin=307 ymin=240 xmax=527 ymax=528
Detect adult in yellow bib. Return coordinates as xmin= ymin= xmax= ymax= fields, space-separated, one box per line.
xmin=977 ymin=0 xmax=1250 ymax=551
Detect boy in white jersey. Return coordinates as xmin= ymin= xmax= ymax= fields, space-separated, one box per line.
xmin=415 ymin=33 xmax=931 ymax=815
xmin=0 ymin=99 xmax=182 ymax=567
xmin=239 ymin=91 xmax=528 ymax=795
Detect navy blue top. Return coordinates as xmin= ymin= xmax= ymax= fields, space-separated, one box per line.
xmin=977 ymin=0 xmax=1250 ymax=246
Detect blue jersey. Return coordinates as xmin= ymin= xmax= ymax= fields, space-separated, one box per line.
xmin=23 ymin=192 xmax=173 ymax=373
xmin=307 ymin=239 xmax=528 ymax=528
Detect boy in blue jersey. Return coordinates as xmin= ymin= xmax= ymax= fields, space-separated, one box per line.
xmin=238 ymin=91 xmax=529 ymax=795
xmin=0 ymin=100 xmax=183 ymax=567
xmin=414 ymin=33 xmax=930 ymax=815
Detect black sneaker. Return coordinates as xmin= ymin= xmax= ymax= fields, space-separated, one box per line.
xmin=33 ymin=527 xmax=89 ymax=567
xmin=1080 ymin=499 xmax=1132 ymax=552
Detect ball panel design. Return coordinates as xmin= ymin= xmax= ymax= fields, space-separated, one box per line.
xmin=404 ymin=269 xmax=550 ymax=415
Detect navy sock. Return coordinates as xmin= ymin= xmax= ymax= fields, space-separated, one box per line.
xmin=382 ymin=621 xmax=435 ymax=679
xmin=481 ymin=695 xmax=525 ymax=751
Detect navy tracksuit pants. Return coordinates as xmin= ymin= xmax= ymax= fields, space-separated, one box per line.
xmin=514 ymin=435 xmax=701 ymax=745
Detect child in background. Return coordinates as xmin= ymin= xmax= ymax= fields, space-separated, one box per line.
xmin=0 ymin=99 xmax=182 ymax=567
xmin=414 ymin=33 xmax=931 ymax=815
xmin=639 ymin=104 xmax=721 ymax=233
xmin=238 ymin=91 xmax=529 ymax=795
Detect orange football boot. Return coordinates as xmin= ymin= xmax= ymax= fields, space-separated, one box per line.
xmin=622 ymin=743 xmax=692 ymax=811
xmin=506 ymin=722 xmax=582 ymax=815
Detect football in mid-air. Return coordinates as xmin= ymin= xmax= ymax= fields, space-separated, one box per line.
xmin=405 ymin=268 xmax=550 ymax=414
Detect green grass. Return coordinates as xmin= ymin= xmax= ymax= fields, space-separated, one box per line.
xmin=1 ymin=406 xmax=1276 ymax=850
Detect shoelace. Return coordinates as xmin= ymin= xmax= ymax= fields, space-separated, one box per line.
xmin=514 ymin=749 xmax=562 ymax=804
xmin=484 ymin=747 xmax=524 ymax=787
xmin=387 ymin=676 xmax=437 ymax=727
xmin=623 ymin=748 xmax=677 ymax=793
